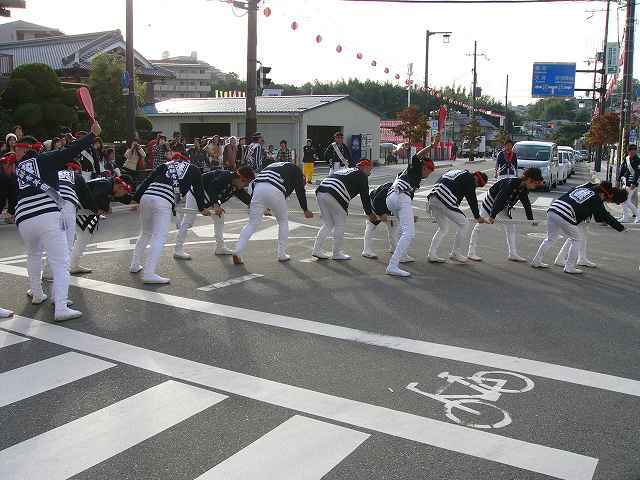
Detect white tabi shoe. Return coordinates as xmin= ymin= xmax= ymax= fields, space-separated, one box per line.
xmin=278 ymin=254 xmax=291 ymax=262
xmin=130 ymin=264 xmax=143 ymax=274
xmin=70 ymin=265 xmax=92 ymax=274
xmin=564 ymin=267 xmax=584 ymax=275
xmin=173 ymin=250 xmax=192 ymax=260
xmin=449 ymin=253 xmax=468 ymax=263
xmin=386 ymin=266 xmax=411 ymax=277
xmin=312 ymin=250 xmax=330 ymax=260
xmin=0 ymin=307 xmax=13 ymax=318
xmin=27 ymin=289 xmax=48 ymax=305
xmin=577 ymin=259 xmax=598 ymax=268
xmin=531 ymin=261 xmax=551 ymax=269
xmin=467 ymin=254 xmax=483 ymax=262
xmin=54 ymin=306 xmax=82 ymax=322
xmin=214 ymin=247 xmax=234 ymax=256
xmin=143 ymin=274 xmax=171 ymax=284
xmin=428 ymin=256 xmax=447 ymax=263
xmin=399 ymin=255 xmax=415 ymax=264
xmin=332 ymin=252 xmax=352 ymax=261
xmin=361 ymin=250 xmax=378 ymax=259
xmin=507 ymin=254 xmax=528 ymax=263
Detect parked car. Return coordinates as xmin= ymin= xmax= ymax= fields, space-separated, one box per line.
xmin=558 ymin=146 xmax=576 ymax=175
xmin=513 ymin=141 xmax=559 ymax=192
xmin=578 ymin=150 xmax=589 ymax=162
xmin=557 ymin=150 xmax=570 ymax=184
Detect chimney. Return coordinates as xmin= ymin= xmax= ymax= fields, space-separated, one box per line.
xmin=190 ymin=51 xmax=197 ymax=61
xmin=161 ymin=50 xmax=169 ymax=60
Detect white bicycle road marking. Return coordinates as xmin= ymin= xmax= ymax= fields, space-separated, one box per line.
xmin=407 ymin=370 xmax=534 ymax=430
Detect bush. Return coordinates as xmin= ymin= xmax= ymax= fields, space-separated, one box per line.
xmin=11 ymin=63 xmax=62 ymax=99
xmin=135 ymin=116 xmax=153 ymax=132
xmin=13 ymin=103 xmax=44 ymax=129
xmin=2 ymin=78 xmax=36 ymax=109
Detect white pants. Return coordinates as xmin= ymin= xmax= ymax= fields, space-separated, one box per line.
xmin=428 ymin=197 xmax=469 ymax=258
xmin=175 ymin=191 xmax=225 ymax=251
xmin=62 ymin=201 xmax=77 ymax=253
xmin=468 ymin=206 xmax=520 ymax=258
xmin=363 ymin=219 xmax=397 ymax=253
xmin=386 ymin=191 xmax=415 ymax=268
xmin=533 ymin=212 xmax=583 ymax=270
xmin=235 ymin=183 xmax=289 ymax=257
xmin=555 ymin=223 xmax=589 ymax=264
xmin=18 ymin=212 xmax=70 ymax=307
xmin=328 ymin=162 xmax=342 ymax=176
xmin=131 ymin=195 xmax=173 ymax=275
xmin=70 ymin=228 xmax=93 ymax=269
xmin=622 ymin=186 xmax=638 ymax=220
xmin=314 ymin=192 xmax=348 ymax=255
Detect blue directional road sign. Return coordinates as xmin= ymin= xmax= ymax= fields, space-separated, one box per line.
xmin=531 ymin=63 xmax=576 ymax=98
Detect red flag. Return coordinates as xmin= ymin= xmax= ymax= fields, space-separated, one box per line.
xmin=438 ymin=105 xmax=447 ymax=132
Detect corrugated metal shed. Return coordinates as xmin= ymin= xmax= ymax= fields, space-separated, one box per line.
xmin=143 ymin=95 xmax=352 ymax=115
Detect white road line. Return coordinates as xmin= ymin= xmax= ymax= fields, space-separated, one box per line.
xmin=532 ymin=197 xmax=554 ymax=208
xmin=196 ymin=415 xmax=369 ymax=480
xmin=198 ymin=274 xmax=264 ymax=292
xmin=0 ymin=264 xmax=637 ymax=398
xmin=0 ymin=331 xmax=29 ymax=350
xmin=0 ymin=352 xmax=115 ymax=407
xmin=0 ymin=317 xmax=597 ymax=480
xmin=0 ymin=380 xmax=227 ymax=480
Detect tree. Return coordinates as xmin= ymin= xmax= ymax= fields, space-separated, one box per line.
xmin=89 ymin=54 xmax=146 ymax=141
xmin=552 ymin=123 xmax=589 ymax=146
xmin=0 ymin=63 xmax=77 ymax=139
xmin=463 ymin=119 xmax=482 ymax=160
xmin=393 ymin=106 xmax=430 ymax=145
xmin=586 ymin=112 xmax=619 ymax=147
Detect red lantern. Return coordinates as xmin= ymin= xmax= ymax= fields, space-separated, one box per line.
xmin=371 ymin=60 xmax=377 ymax=67
xmin=356 ymin=52 xmax=363 ymax=60
xmin=405 ymin=80 xmax=411 ymax=86
xmin=384 ymin=67 xmax=390 ymax=74
xmin=315 ymin=34 xmax=322 ymax=43
xmin=291 ymin=21 xmax=298 ymax=30
xmin=263 ymin=6 xmax=271 ymax=17
xmin=336 ymin=45 xmax=342 ymax=53
xmin=395 ymin=73 xmax=400 ymax=80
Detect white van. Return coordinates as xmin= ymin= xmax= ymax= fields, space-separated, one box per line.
xmin=513 ymin=141 xmax=559 ymax=192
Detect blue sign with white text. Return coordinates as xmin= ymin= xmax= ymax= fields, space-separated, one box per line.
xmin=531 ymin=63 xmax=576 ymax=98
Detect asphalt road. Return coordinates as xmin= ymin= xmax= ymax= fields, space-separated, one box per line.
xmin=0 ymin=161 xmax=638 ymax=480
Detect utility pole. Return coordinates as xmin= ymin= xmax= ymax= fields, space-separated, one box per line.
xmin=125 ymin=0 xmax=136 ymax=143
xmin=597 ymin=0 xmax=610 ymax=174
xmin=245 ymin=0 xmax=258 ymax=138
xmin=505 ymin=74 xmax=509 ymax=135
xmin=407 ymin=62 xmax=414 ymax=107
xmin=618 ymin=0 xmax=636 ymax=170
xmin=470 ymin=40 xmax=478 ymax=161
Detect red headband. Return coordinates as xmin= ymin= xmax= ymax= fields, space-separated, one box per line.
xmin=474 ymin=171 xmax=487 ymax=187
xmin=357 ymin=159 xmax=372 ymax=168
xmin=1 ymin=152 xmax=16 ymax=165
xmin=172 ymin=152 xmax=189 ymax=162
xmin=15 ymin=142 xmax=44 ymax=152
xmin=423 ymin=159 xmax=435 ymax=170
xmin=65 ymin=162 xmax=81 ymax=171
xmin=115 ymin=176 xmax=133 ymax=193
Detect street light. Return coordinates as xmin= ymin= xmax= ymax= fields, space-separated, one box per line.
xmin=425 ymin=30 xmax=452 ymax=90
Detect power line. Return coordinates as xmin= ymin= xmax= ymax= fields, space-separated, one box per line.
xmin=342 ymin=0 xmax=607 ymax=4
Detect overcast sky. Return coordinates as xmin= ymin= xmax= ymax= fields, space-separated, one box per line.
xmin=1 ymin=0 xmax=631 ymax=105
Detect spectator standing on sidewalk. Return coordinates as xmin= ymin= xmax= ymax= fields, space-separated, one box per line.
xmin=207 ymin=135 xmax=223 ymax=170
xmin=188 ymin=138 xmax=208 ymax=172
xmin=324 ymin=132 xmax=351 ymax=174
xmin=302 ymin=138 xmax=317 ymax=185
xmin=276 ymin=140 xmax=292 ymax=163
xmin=123 ymin=140 xmax=147 ymax=173
xmin=223 ymin=136 xmax=239 ymax=170
xmin=495 ymin=139 xmax=518 ymax=180
xmin=153 ymin=135 xmax=170 ymax=168
xmin=244 ymin=132 xmax=265 ymax=172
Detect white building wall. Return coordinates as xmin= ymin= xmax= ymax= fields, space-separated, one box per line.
xmin=301 ymin=99 xmax=381 ymax=163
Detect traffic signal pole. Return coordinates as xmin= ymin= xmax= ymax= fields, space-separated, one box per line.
xmin=246 ymin=0 xmax=258 ymax=138
xmin=125 ymin=0 xmax=136 ymax=143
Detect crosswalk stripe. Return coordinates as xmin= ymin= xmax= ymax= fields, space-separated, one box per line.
xmin=0 ymin=352 xmax=115 ymax=408
xmin=0 ymin=380 xmax=227 ymax=480
xmin=533 ymin=197 xmax=554 ymax=207
xmin=0 ymin=331 xmax=28 ymax=350
xmin=196 ymin=415 xmax=369 ymax=479
xmin=0 ymin=317 xmax=598 ymax=480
